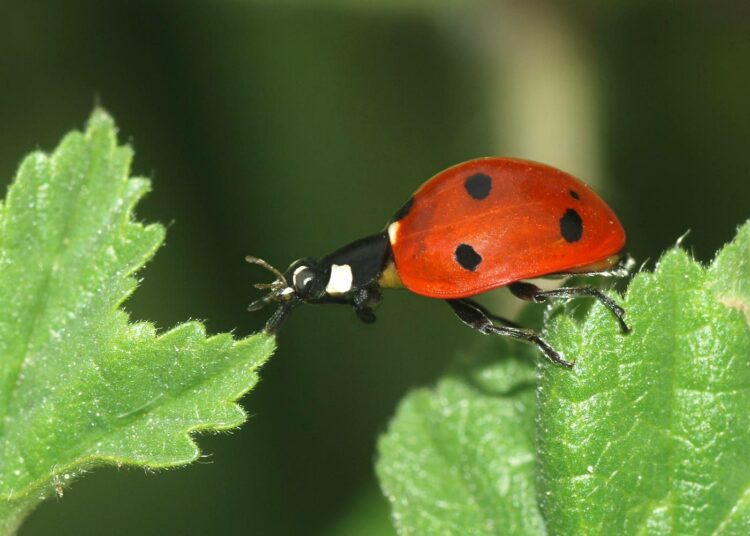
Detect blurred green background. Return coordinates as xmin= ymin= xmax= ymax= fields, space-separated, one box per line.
xmin=1 ymin=1 xmax=749 ymax=534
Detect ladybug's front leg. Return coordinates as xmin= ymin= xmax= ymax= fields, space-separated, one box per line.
xmin=446 ymin=299 xmax=573 ymax=368
xmin=352 ymin=286 xmax=382 ymax=324
xmin=509 ymin=282 xmax=629 ymax=333
xmin=264 ymin=298 xmax=301 ymax=334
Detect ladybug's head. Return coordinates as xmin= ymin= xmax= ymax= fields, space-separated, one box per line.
xmin=246 ymin=256 xmax=330 ymax=332
xmin=283 ymin=258 xmax=329 ymax=301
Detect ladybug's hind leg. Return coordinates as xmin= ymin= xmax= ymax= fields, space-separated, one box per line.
xmin=509 ymin=282 xmax=629 ymax=333
xmin=447 ymin=299 xmax=573 ymax=368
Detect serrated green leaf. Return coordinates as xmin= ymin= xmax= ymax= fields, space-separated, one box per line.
xmin=0 ymin=110 xmax=275 ymax=534
xmin=538 ymin=222 xmax=750 ymax=535
xmin=378 ymin=222 xmax=750 ymax=535
xmin=377 ymin=350 xmax=546 ymax=536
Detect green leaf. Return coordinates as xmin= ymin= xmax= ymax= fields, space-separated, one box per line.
xmin=539 ymin=223 xmax=750 ymax=535
xmin=377 ymin=222 xmax=750 ymax=535
xmin=377 ymin=350 xmax=546 ymax=535
xmin=0 ymin=110 xmax=275 ymax=534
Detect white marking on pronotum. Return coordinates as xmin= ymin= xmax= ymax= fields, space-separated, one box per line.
xmin=387 ymin=222 xmax=400 ymax=245
xmin=326 ymin=264 xmax=353 ymax=295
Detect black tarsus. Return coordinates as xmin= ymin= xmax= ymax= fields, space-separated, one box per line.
xmin=355 ymin=308 xmax=377 ymax=324
xmin=447 ymin=299 xmax=574 ymax=368
xmin=263 ymin=298 xmax=300 ymax=334
xmin=509 ymin=282 xmax=629 ymax=333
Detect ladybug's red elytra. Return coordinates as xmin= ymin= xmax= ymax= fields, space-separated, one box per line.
xmin=248 ymin=157 xmax=632 ymax=367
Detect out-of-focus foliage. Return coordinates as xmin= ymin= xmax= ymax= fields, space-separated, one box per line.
xmin=0 ymin=111 xmax=275 ymax=534
xmin=1 ymin=1 xmax=748 ymax=534
xmin=377 ymin=353 xmax=543 ymax=535
xmin=246 ymin=0 xmax=470 ymax=12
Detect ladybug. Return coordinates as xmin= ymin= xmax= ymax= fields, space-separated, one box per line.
xmin=248 ymin=157 xmax=632 ymax=367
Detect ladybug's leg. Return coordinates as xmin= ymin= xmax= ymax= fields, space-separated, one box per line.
xmin=458 ymin=298 xmax=523 ymax=329
xmin=316 ymin=295 xmax=376 ymax=323
xmin=509 ymin=282 xmax=629 ymax=333
xmin=447 ymin=299 xmax=573 ymax=368
xmin=264 ymin=299 xmax=300 ymax=334
xmin=314 ymin=286 xmax=381 ymax=324
xmin=551 ymin=253 xmax=635 ymax=279
xmin=352 ymin=286 xmax=382 ymax=324
xmin=355 ymin=306 xmax=376 ymax=324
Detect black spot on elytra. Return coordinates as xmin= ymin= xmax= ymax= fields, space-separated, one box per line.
xmin=560 ymin=208 xmax=583 ymax=243
xmin=392 ymin=196 xmax=414 ymax=222
xmin=464 ymin=173 xmax=492 ymax=200
xmin=455 ymin=244 xmax=482 ymax=271
xmin=569 ymin=190 xmax=580 ymax=200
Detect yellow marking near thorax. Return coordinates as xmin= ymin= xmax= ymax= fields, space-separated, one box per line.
xmin=379 ymin=261 xmax=403 ymax=289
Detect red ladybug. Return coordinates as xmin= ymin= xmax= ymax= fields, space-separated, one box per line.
xmin=248 ymin=157 xmax=631 ymax=367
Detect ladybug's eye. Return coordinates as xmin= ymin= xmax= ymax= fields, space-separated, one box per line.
xmin=293 ymin=266 xmax=316 ymax=295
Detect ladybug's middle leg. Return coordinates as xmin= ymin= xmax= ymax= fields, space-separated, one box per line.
xmin=453 ymin=298 xmax=524 ymax=329
xmin=509 ymin=282 xmax=629 ymax=333
xmin=446 ymin=299 xmax=573 ymax=368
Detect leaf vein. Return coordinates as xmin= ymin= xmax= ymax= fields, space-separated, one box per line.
xmin=0 ymin=140 xmax=98 ymax=438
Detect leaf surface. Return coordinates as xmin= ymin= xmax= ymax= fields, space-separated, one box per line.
xmin=377 ymin=352 xmax=546 ymax=536
xmin=539 ymin=224 xmax=750 ymax=535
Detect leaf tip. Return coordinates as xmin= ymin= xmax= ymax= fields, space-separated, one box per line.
xmin=87 ymin=107 xmax=115 ymax=130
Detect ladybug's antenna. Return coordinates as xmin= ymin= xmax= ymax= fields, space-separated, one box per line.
xmin=245 ymin=256 xmax=287 ymax=284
